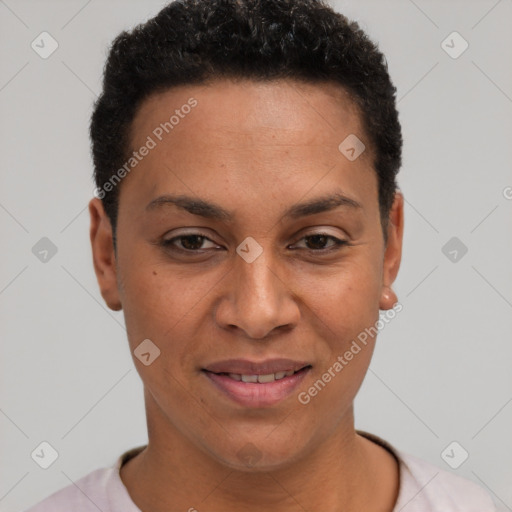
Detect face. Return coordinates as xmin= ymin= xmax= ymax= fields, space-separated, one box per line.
xmin=90 ymin=79 xmax=403 ymax=471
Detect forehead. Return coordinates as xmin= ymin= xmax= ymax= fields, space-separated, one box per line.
xmin=130 ymin=79 xmax=367 ymax=149
xmin=121 ymin=79 xmax=376 ymax=217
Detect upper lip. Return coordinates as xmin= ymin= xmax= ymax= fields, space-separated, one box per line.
xmin=203 ymin=358 xmax=311 ymax=375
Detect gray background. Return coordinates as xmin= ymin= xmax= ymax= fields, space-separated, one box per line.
xmin=1 ymin=0 xmax=511 ymax=510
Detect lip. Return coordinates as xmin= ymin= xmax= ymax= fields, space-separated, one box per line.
xmin=202 ymin=359 xmax=312 ymax=408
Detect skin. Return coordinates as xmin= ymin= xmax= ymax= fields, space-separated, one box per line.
xmin=89 ymin=79 xmax=404 ymax=512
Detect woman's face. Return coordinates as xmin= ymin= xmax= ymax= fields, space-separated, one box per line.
xmin=90 ymin=79 xmax=403 ymax=471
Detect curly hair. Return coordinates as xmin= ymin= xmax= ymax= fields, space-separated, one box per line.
xmin=90 ymin=0 xmax=402 ymax=241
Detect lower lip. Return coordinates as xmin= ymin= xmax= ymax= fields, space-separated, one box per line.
xmin=203 ymin=367 xmax=311 ymax=408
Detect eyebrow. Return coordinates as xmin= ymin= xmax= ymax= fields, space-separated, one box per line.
xmin=145 ymin=191 xmax=362 ymax=221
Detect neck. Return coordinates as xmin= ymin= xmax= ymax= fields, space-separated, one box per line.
xmin=120 ymin=393 xmax=399 ymax=512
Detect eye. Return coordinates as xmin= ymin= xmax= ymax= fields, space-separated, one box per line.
xmin=162 ymin=233 xmax=221 ymax=252
xmin=160 ymin=231 xmax=349 ymax=256
xmin=291 ymin=233 xmax=349 ymax=252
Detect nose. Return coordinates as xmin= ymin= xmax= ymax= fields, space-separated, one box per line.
xmin=214 ymin=246 xmax=300 ymax=340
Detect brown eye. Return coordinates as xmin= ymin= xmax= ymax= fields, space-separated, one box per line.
xmin=305 ymin=234 xmax=330 ymax=250
xmin=179 ymin=235 xmax=206 ymax=250
xmin=292 ymin=233 xmax=348 ymax=252
xmin=162 ymin=234 xmax=220 ymax=252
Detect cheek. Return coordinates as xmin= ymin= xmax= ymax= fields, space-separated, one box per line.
xmin=297 ymin=255 xmax=383 ymax=343
xmin=119 ymin=253 xmax=200 ymax=326
xmin=304 ymin=256 xmax=383 ymax=409
xmin=119 ymin=269 xmax=199 ymax=410
xmin=119 ymin=259 xmax=223 ymax=377
xmin=117 ymin=265 xmax=183 ymax=369
xmin=298 ymin=265 xmax=382 ymax=418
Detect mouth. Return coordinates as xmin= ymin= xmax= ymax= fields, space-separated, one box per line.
xmin=202 ymin=359 xmax=312 ymax=407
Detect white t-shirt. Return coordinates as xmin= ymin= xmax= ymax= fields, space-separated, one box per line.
xmin=24 ymin=432 xmax=496 ymax=512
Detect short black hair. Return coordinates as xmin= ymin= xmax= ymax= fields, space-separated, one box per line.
xmin=90 ymin=0 xmax=402 ymax=245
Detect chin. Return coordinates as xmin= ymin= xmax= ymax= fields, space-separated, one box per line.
xmin=206 ymin=436 xmax=306 ymax=473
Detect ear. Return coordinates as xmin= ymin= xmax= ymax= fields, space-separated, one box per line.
xmin=379 ymin=190 xmax=404 ymax=310
xmin=89 ymin=197 xmax=122 ymax=311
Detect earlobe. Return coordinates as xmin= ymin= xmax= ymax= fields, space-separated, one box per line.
xmin=379 ymin=190 xmax=404 ymax=310
xmin=379 ymin=285 xmax=398 ymax=310
xmin=89 ymin=198 xmax=122 ymax=311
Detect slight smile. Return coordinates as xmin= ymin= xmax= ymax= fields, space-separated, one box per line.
xmin=202 ymin=359 xmax=312 ymax=408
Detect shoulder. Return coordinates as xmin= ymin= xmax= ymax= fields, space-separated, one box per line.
xmin=23 ymin=446 xmax=145 ymax=512
xmin=395 ymin=450 xmax=496 ymax=512
xmin=356 ymin=430 xmax=496 ymax=512
xmin=23 ymin=467 xmax=114 ymax=512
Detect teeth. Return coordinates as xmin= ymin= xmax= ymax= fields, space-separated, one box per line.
xmin=241 ymin=374 xmax=258 ymax=383
xmin=258 ymin=373 xmax=275 ymax=383
xmin=226 ymin=370 xmax=298 ymax=383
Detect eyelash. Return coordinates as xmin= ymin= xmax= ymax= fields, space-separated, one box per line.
xmin=161 ymin=232 xmax=350 ymax=255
